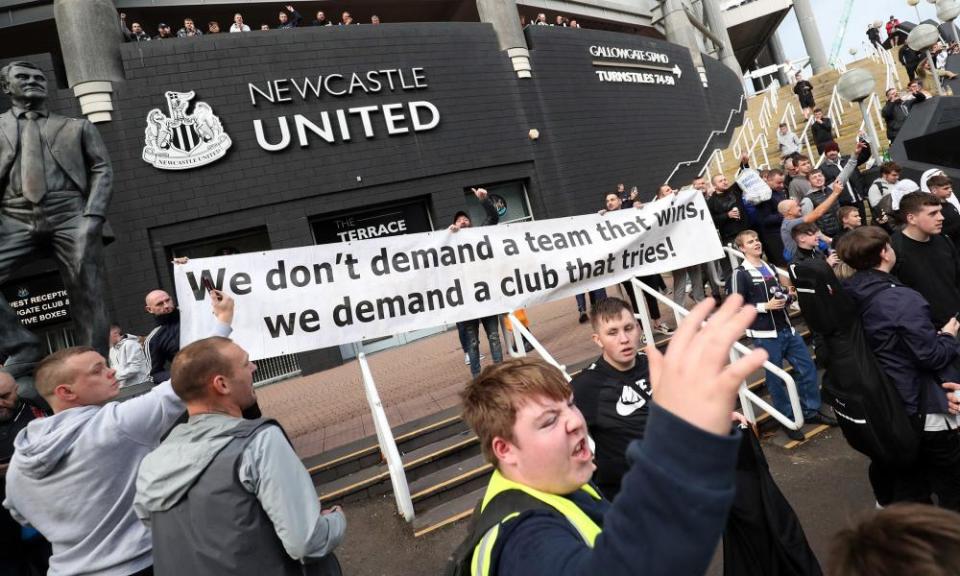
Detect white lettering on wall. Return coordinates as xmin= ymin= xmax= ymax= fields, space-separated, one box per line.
xmin=253 ymin=101 xmax=440 ymax=151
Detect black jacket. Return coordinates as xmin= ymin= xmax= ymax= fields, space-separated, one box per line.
xmin=821 ymin=150 xmax=870 ymax=205
xmin=147 ymin=309 xmax=181 ymax=383
xmin=942 ymin=199 xmax=960 ymax=242
xmin=571 ymin=354 xmax=652 ymax=499
xmin=899 ymin=46 xmax=922 ymax=69
xmin=708 ymin=186 xmax=749 ymax=244
xmin=843 ymin=270 xmax=957 ymax=415
xmin=881 ymin=93 xmax=926 ymax=140
xmin=727 ymin=259 xmax=794 ymax=338
xmin=810 ymin=118 xmax=834 ymax=146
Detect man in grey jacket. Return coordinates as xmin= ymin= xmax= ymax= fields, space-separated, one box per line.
xmin=134 ymin=336 xmax=345 ymax=575
xmin=109 ymin=324 xmax=151 ymax=388
xmin=2 ymin=291 xmax=234 ymax=576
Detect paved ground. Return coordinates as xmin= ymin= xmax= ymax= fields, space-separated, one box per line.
xmin=256 ymin=288 xmax=679 ymax=459
xmin=334 ymin=427 xmax=876 ymax=575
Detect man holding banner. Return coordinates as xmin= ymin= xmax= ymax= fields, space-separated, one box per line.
xmin=450 ymin=188 xmax=505 ymax=377
xmin=172 ymin=190 xmax=725 ymax=371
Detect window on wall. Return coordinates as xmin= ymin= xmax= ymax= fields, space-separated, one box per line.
xmin=167 ymin=227 xmax=272 ymax=260
xmin=462 ymin=181 xmax=532 ymax=224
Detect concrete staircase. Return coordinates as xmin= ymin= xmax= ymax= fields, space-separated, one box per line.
xmin=306 ymin=314 xmax=825 ymax=537
xmin=711 ymin=49 xmax=912 ymax=183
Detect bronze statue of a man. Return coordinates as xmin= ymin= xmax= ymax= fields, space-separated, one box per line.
xmin=0 ymin=61 xmax=112 ymax=388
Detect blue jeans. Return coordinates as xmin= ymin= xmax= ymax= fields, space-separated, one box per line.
xmin=456 ymin=322 xmax=470 ymax=352
xmin=459 ymin=316 xmax=503 ymax=377
xmin=575 ymin=288 xmax=608 ymax=313
xmin=754 ymin=329 xmax=821 ymax=421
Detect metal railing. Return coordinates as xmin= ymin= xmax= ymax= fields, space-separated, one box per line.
xmin=630 ymin=255 xmax=804 ymax=431
xmin=732 ymin=117 xmax=756 ymax=159
xmin=358 ymin=352 xmax=415 ymax=522
xmin=857 ymin=92 xmax=885 ymax=140
xmin=780 ymin=102 xmax=798 ymax=132
xmin=506 ymin=313 xmax=572 ymax=381
xmin=757 ymin=81 xmax=781 ymax=134
xmin=744 ymin=131 xmax=770 ymax=169
xmin=662 ymin=92 xmax=747 ymax=185
xmin=701 ymin=148 xmax=725 ymax=181
xmin=826 ymin=84 xmax=845 ymax=136
xmin=877 ymin=43 xmax=900 ymax=91
xmin=253 ymin=353 xmax=302 ymax=387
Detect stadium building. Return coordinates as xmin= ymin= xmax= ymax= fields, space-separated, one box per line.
xmin=0 ymin=0 xmax=823 ymax=376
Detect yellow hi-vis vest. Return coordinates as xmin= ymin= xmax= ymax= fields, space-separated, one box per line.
xmin=469 ymin=470 xmax=603 ymax=576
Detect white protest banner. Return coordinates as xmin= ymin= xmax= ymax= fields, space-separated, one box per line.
xmin=175 ymin=189 xmax=723 ymax=359
xmin=736 ymin=168 xmax=772 ymax=205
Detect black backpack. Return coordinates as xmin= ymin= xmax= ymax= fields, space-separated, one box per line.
xmin=789 ymin=259 xmax=922 ymax=466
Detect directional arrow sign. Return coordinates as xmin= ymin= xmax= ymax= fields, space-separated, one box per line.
xmin=591 ymin=60 xmax=683 ymax=77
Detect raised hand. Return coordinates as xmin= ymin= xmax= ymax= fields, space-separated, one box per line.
xmin=647 ymin=295 xmax=768 ymax=435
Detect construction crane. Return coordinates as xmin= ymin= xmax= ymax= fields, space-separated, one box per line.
xmin=828 ymin=0 xmax=857 ymax=66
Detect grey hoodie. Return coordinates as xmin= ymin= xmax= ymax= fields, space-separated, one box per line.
xmin=3 ymin=384 xmax=183 ymax=576
xmin=135 ymin=413 xmax=346 ymax=561
xmin=2 ymin=322 xmax=231 ymax=576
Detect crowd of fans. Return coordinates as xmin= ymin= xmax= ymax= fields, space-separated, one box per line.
xmin=119 ymin=4 xmax=586 ymax=42
xmin=5 ymin=14 xmax=960 ymax=574
xmin=119 ymin=4 xmax=384 ymax=41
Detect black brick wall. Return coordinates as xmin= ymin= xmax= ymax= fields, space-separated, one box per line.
xmin=521 ymin=26 xmax=743 ymax=205
xmin=1 ymin=23 xmax=743 ymax=370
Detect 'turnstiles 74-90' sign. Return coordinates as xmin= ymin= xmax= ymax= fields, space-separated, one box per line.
xmin=589 ymin=45 xmax=683 ymax=85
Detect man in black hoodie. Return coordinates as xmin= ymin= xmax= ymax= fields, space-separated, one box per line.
xmin=838 ymin=226 xmax=960 ymax=509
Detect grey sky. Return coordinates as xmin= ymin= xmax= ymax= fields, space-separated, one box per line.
xmin=775 ymin=0 xmax=944 ymax=66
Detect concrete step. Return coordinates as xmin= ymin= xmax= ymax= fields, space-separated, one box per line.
xmin=413 ymin=486 xmax=485 ymax=538
xmin=316 ymin=429 xmax=480 ymax=504
xmin=305 ymin=404 xmax=467 ymax=486
xmin=409 ymin=453 xmax=491 ymax=504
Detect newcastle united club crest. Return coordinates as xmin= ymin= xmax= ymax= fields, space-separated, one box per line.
xmin=142 ymin=91 xmax=232 ymax=170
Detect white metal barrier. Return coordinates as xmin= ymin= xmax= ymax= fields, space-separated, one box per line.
xmin=630 ymin=266 xmax=805 ymax=431
xmin=732 ymin=116 xmax=756 ymax=159
xmin=506 ymin=313 xmax=572 ymax=381
xmin=857 ymin=92 xmax=885 ymax=140
xmin=700 ymin=147 xmax=725 ymax=180
xmin=780 ymin=102 xmax=798 ymax=132
xmin=745 ymin=131 xmax=770 ymax=169
xmin=826 ymin=84 xmax=845 ymax=136
xmin=662 ymin=93 xmax=746 ymax=185
xmin=358 ymin=352 xmax=415 ymax=521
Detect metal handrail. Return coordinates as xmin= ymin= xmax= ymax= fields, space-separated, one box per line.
xmin=745 ymin=131 xmax=769 ymax=169
xmin=857 ymin=93 xmax=884 ymax=138
xmin=662 ymin=92 xmax=747 ymax=185
xmin=630 ymin=275 xmax=804 ymax=430
xmin=358 ymin=353 xmax=415 ymax=521
xmin=797 ymin=114 xmax=818 ymax=163
xmin=506 ymin=313 xmax=572 ymax=381
xmin=780 ymin=102 xmax=797 ymax=132
xmin=700 ymin=147 xmax=725 ymax=180
xmin=827 ymin=85 xmax=844 ymax=135
xmin=732 ymin=116 xmax=755 ymax=159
